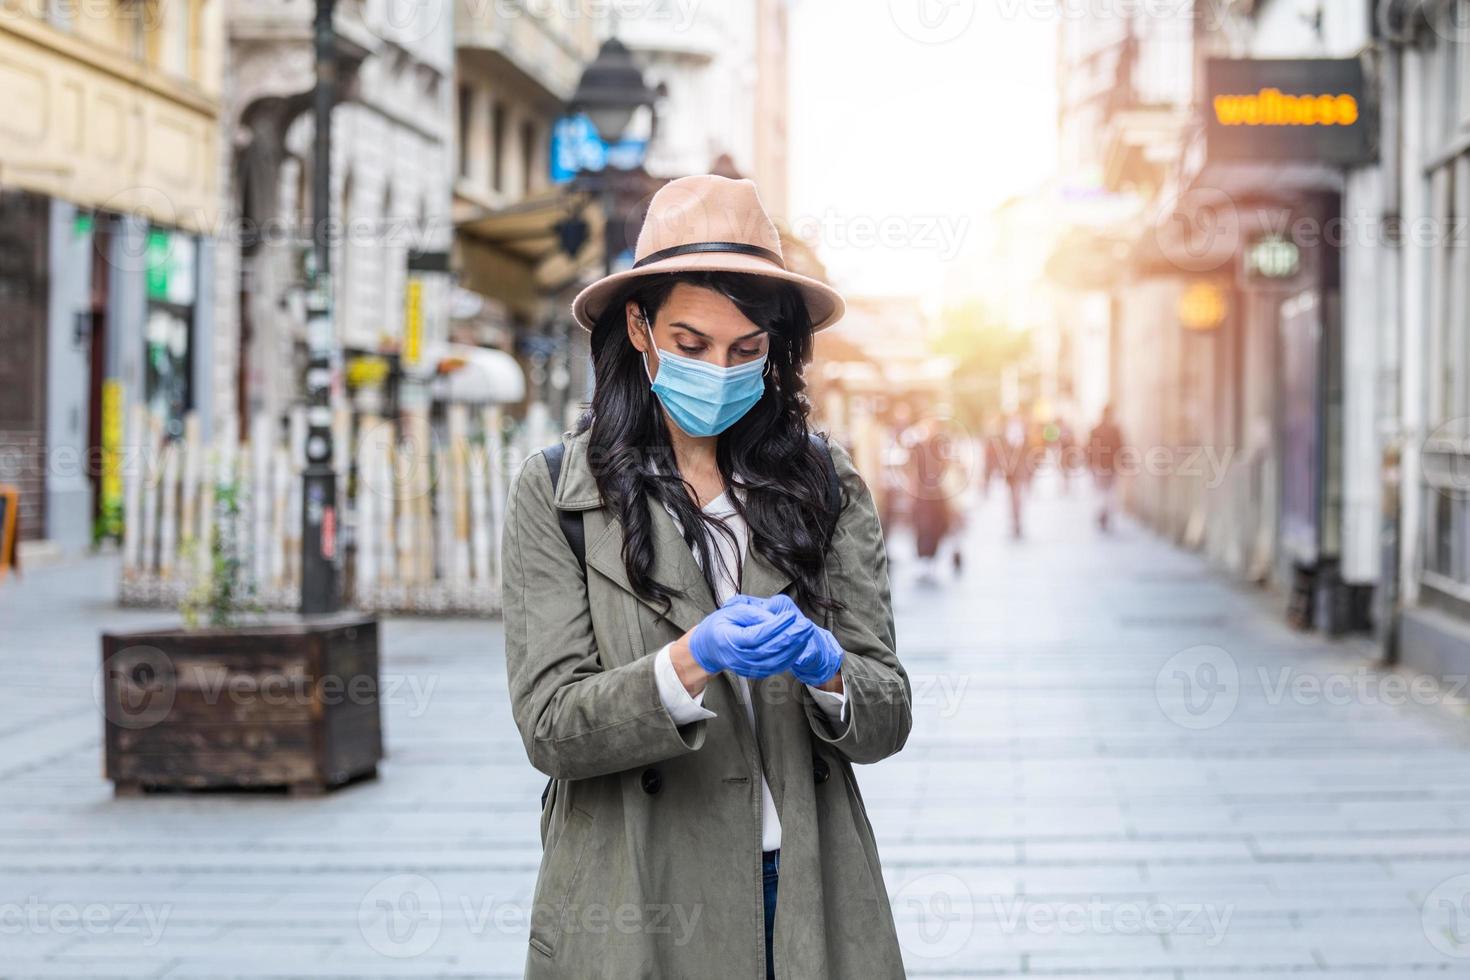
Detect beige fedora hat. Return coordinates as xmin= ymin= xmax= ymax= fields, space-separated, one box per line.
xmin=571 ymin=173 xmax=845 ymax=333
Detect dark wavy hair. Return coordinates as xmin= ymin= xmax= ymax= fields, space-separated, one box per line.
xmin=575 ymin=270 xmax=844 ymax=618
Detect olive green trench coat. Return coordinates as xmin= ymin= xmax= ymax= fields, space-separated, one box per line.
xmin=501 ymin=427 xmax=912 ymax=979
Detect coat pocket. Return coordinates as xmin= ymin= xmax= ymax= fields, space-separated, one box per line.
xmin=529 ymin=806 xmax=595 ymax=958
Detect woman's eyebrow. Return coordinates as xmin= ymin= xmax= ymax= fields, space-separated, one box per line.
xmin=670 ymin=321 xmax=766 ymax=341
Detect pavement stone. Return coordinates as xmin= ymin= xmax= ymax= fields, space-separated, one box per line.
xmin=3 ymin=480 xmax=1470 ymax=977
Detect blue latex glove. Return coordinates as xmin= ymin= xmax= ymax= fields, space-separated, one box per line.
xmin=689 ymin=594 xmax=812 ymax=678
xmin=732 ymin=594 xmax=844 ymax=686
xmin=791 ymin=622 xmax=845 ymax=686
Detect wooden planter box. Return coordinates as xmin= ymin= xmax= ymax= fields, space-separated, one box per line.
xmin=100 ymin=616 xmax=382 ymax=795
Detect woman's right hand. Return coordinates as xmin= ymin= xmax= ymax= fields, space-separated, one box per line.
xmin=680 ymin=594 xmax=810 ymax=682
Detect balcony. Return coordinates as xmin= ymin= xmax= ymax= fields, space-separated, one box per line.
xmin=455 ymin=0 xmax=597 ymax=102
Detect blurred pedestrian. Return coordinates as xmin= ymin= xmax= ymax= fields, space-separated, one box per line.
xmin=907 ymin=419 xmax=964 ymax=580
xmin=1055 ymin=418 xmax=1077 ymax=495
xmin=980 ymin=414 xmax=1003 ymax=500
xmin=1000 ymin=410 xmax=1033 ymax=539
xmin=1087 ymin=403 xmax=1125 ymax=532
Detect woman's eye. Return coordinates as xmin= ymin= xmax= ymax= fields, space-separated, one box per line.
xmin=736 ymin=347 xmax=763 ymax=358
xmin=677 ymin=344 xmax=703 ymax=355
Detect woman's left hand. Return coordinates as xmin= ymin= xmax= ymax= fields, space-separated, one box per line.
xmin=733 ymin=594 xmax=845 ymax=689
xmin=792 ymin=623 xmax=844 ymax=688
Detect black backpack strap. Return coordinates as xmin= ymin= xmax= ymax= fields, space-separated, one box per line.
xmin=538 ymin=442 xmax=584 ymax=814
xmin=809 ymin=432 xmax=842 ymax=542
xmin=540 ymin=443 xmax=586 ymax=575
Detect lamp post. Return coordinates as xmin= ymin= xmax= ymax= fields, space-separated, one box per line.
xmin=302 ymin=0 xmax=340 ymax=615
xmin=568 ymin=37 xmax=658 ymax=277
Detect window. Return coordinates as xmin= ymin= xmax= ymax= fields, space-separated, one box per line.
xmin=162 ymin=0 xmax=194 ymax=80
xmin=46 ymin=0 xmax=74 ymax=31
xmin=1421 ymin=95 xmax=1470 ymax=592
xmin=457 ymin=84 xmax=473 ymax=179
xmin=491 ymin=101 xmax=506 ymax=194
xmin=521 ymin=119 xmax=537 ymax=195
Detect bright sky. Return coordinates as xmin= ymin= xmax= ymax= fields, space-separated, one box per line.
xmin=787 ymin=1 xmax=1058 ymax=305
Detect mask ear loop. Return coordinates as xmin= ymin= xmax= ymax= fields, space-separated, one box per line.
xmin=637 ymin=305 xmax=657 ymax=386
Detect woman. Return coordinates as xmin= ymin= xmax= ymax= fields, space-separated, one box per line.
xmin=502 ymin=175 xmax=912 ymax=979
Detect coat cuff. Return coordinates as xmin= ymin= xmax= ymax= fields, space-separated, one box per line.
xmin=806 ymin=683 xmax=848 ymax=725
xmin=654 ymin=642 xmax=719 ymax=726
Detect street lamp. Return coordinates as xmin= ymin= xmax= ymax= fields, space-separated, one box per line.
xmin=571 ymin=37 xmax=656 ymax=147
xmin=302 ymin=0 xmax=340 ymax=615
xmin=568 ymin=36 xmax=658 ymax=277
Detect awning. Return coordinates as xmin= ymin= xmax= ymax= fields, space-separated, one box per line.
xmin=431 ymin=343 xmax=526 ymax=404
xmin=1187 ymin=159 xmax=1344 ymax=199
xmin=455 ymin=187 xmax=604 ymax=317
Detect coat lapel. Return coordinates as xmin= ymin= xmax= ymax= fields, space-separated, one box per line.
xmin=738 ymin=536 xmax=794 ymax=600
xmin=559 ymin=427 xmax=796 ymax=632
xmin=584 ymin=494 xmax=716 ymax=635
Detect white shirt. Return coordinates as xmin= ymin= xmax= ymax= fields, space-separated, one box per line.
xmin=652 ymin=487 xmax=848 ymax=851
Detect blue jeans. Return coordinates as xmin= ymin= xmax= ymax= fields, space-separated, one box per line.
xmin=763 ymin=849 xmax=780 ymax=980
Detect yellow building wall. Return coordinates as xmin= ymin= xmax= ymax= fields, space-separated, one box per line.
xmin=0 ymin=0 xmax=220 ymax=232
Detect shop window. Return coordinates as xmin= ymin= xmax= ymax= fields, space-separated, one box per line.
xmin=143 ymin=228 xmax=197 ymax=443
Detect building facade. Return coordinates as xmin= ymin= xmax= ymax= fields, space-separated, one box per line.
xmin=1381 ymin=0 xmax=1470 ymax=678
xmin=0 ymin=0 xmax=223 ymax=557
xmin=219 ymin=0 xmax=454 ymax=437
xmin=621 ymin=0 xmax=790 ymax=215
xmin=451 ymin=0 xmax=605 ymax=437
xmin=1054 ymin=0 xmax=1470 ymax=676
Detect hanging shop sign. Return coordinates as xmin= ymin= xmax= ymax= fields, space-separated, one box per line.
xmin=100 ymin=379 xmax=124 ymax=540
xmin=1241 ymin=232 xmax=1304 ymax=287
xmin=1180 ymin=281 xmax=1228 ymax=332
xmin=145 ymin=228 xmax=196 ymax=306
xmin=404 ymin=279 xmax=424 ymax=367
xmin=0 ymin=483 xmax=17 ymax=582
xmin=549 ymin=113 xmax=648 ymax=183
xmin=1206 ymin=58 xmax=1373 ymax=165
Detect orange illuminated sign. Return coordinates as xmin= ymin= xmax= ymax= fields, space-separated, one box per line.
xmin=1213 ymin=88 xmax=1360 ymax=128
xmin=1206 ymin=59 xmax=1372 ymax=165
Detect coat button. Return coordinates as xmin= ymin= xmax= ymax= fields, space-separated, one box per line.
xmin=641 ymin=768 xmax=663 ymax=795
xmin=812 ymin=757 xmax=831 ymax=785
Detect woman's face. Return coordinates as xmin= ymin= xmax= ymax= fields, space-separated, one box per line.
xmin=626 ymin=283 xmax=771 ymax=374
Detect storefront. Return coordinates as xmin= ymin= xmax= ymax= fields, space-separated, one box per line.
xmin=1391 ymin=5 xmax=1470 ymax=678
xmin=1166 ymin=55 xmax=1378 ymax=632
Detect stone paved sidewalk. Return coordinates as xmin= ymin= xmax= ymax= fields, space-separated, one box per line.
xmin=3 ymin=479 xmax=1470 ymax=977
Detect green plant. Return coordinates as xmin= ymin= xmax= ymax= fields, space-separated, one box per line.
xmin=180 ymin=477 xmax=261 ymax=628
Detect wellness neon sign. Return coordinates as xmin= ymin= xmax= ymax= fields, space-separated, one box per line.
xmin=1214 ymin=88 xmax=1360 ymax=128
xmin=1205 ymin=59 xmax=1373 ymax=165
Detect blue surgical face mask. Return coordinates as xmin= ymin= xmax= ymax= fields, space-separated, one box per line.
xmin=640 ymin=315 xmax=768 ymax=437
